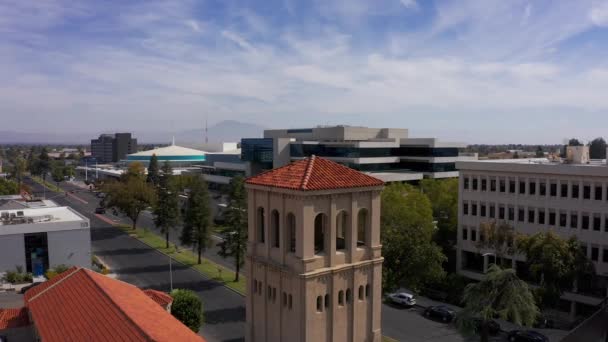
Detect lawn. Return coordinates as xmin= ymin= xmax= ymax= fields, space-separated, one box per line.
xmin=116 ymin=224 xmax=246 ymax=295
xmin=30 ymin=175 xmax=63 ymax=193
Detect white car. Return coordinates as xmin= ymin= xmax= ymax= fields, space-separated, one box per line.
xmin=387 ymin=292 xmax=416 ymax=306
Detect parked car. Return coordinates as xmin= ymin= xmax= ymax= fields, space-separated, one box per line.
xmin=20 ymin=282 xmax=41 ymax=294
xmin=473 ymin=318 xmax=501 ymax=335
xmin=387 ymin=292 xmax=416 ymax=307
xmin=507 ymin=330 xmax=549 ymax=342
xmin=94 ymin=207 xmax=106 ymax=214
xmin=533 ymin=316 xmax=554 ymax=329
xmin=423 ymin=305 xmax=455 ymax=323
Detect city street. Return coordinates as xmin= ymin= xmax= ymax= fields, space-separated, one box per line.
xmin=24 ymin=178 xmax=245 ymax=342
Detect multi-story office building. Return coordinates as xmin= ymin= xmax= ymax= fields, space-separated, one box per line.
xmin=91 ymin=133 xmax=137 ymax=163
xmin=456 ymin=146 xmax=608 ymax=318
xmin=241 ymin=126 xmax=476 ymax=183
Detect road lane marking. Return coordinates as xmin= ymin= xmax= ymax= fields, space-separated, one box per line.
xmin=67 ymin=192 xmax=88 ymax=204
xmin=95 ymin=214 xmax=118 ymax=226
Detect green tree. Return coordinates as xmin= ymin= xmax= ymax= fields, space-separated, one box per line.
xmin=476 ymin=221 xmax=516 ymax=268
xmin=104 ymin=177 xmax=156 ymax=230
xmin=12 ymin=155 xmax=26 ymax=190
xmin=170 ymin=289 xmax=203 ymax=332
xmin=154 ymin=162 xmax=180 ymax=249
xmin=535 ymin=146 xmax=544 ymax=158
xmin=589 ymin=137 xmax=607 ymax=159
xmin=38 ymin=147 xmax=51 ymax=182
xmin=457 ymin=265 xmax=539 ymax=342
xmin=420 ymin=178 xmax=459 ymax=270
xmin=517 ymin=231 xmax=594 ymax=309
xmin=51 ymin=161 xmax=65 ymax=188
xmin=121 ymin=162 xmax=146 ymax=182
xmin=0 ymin=178 xmax=19 ymax=195
xmin=568 ymin=138 xmax=583 ymax=146
xmin=146 ymin=154 xmax=161 ymax=186
xmin=218 ymin=176 xmax=247 ymax=281
xmin=381 ymin=183 xmax=446 ymax=292
xmin=181 ymin=177 xmax=212 ymax=264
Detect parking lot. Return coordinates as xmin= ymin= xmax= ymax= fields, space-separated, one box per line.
xmin=381 ymin=294 xmax=568 ymax=342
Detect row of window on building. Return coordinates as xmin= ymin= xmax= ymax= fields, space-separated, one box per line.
xmin=461 ymin=226 xmax=608 ymax=264
xmin=463 ymin=176 xmax=608 ymax=201
xmin=462 ymin=202 xmax=608 ymax=232
xmin=255 ymin=208 xmax=370 ymax=256
xmin=253 ymin=279 xmax=294 ymax=310
xmin=316 ymin=284 xmax=371 ymax=313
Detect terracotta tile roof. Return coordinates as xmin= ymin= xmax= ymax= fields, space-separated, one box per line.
xmin=245 ymin=156 xmax=384 ymax=191
xmin=0 ymin=307 xmax=30 ymax=330
xmin=144 ymin=289 xmax=173 ymax=308
xmin=24 ymin=267 xmax=204 ymax=342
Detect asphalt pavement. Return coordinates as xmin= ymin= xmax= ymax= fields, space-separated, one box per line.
xmin=24 ymin=178 xmax=245 ymax=342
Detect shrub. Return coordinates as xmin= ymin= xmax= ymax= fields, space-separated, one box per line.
xmin=45 ymin=270 xmax=59 ymax=280
xmin=3 ymin=267 xmax=33 ymax=284
xmin=53 ymin=264 xmax=70 ymax=274
xmin=170 ymin=289 xmax=203 ymax=332
xmin=101 ymin=267 xmax=110 ymax=275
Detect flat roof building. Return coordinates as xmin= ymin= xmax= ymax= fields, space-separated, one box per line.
xmin=456 ymin=147 xmax=608 ymax=319
xmin=242 ymin=125 xmax=476 ymax=183
xmin=0 ymin=205 xmax=91 ymax=276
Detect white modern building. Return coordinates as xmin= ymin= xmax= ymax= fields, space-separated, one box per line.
xmin=0 ymin=204 xmax=91 ymax=276
xmin=456 ymin=146 xmax=608 ymax=318
xmin=241 ymin=126 xmax=476 ymax=183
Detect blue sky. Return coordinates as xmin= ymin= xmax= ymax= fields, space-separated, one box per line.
xmin=2 ymin=0 xmax=608 ymax=143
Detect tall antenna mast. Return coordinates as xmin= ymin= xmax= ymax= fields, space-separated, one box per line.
xmin=205 ymin=115 xmax=208 ymax=144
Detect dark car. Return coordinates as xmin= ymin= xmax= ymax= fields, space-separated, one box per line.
xmin=473 ymin=318 xmax=501 ymax=335
xmin=507 ymin=330 xmax=549 ymax=342
xmin=20 ymin=282 xmax=41 ymax=294
xmin=423 ymin=305 xmax=455 ymax=323
xmin=94 ymin=207 xmax=106 ymax=214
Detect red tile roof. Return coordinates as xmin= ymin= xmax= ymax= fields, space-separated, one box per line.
xmin=144 ymin=289 xmax=173 ymax=308
xmin=24 ymin=267 xmax=204 ymax=342
xmin=0 ymin=307 xmax=29 ymax=330
xmin=245 ymin=156 xmax=384 ymax=191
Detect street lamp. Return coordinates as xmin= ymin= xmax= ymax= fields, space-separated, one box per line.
xmin=482 ymin=252 xmax=497 ymax=273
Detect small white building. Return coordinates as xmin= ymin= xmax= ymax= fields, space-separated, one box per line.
xmin=0 ymin=205 xmax=91 ymax=276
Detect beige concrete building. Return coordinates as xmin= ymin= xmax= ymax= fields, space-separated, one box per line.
xmin=244 ymin=156 xmax=384 ymax=342
xmin=456 ymin=147 xmax=608 ymax=318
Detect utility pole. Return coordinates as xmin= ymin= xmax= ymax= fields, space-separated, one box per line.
xmin=169 ymin=254 xmax=173 ymax=292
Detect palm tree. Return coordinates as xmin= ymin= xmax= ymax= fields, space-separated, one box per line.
xmin=457 ymin=264 xmax=539 ymax=342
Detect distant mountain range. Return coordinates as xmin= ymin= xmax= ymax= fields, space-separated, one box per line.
xmin=0 ymin=120 xmax=266 ymax=145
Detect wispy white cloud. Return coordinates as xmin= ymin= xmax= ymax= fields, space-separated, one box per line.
xmin=590 ymin=1 xmax=608 ymax=26
xmin=400 ymin=0 xmax=419 ymax=10
xmin=0 ymin=0 xmax=607 ymax=142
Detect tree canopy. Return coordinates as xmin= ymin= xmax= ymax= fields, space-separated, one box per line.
xmin=517 ymin=231 xmax=594 ymax=308
xmin=476 ymin=221 xmax=516 ymax=268
xmin=420 ymin=178 xmax=459 ymax=269
xmin=153 ymin=161 xmax=180 ymax=249
xmin=0 ymin=178 xmax=19 ymax=196
xmin=170 ymin=289 xmax=203 ymax=332
xmin=218 ymin=176 xmax=248 ymax=281
xmin=381 ymin=182 xmax=446 ymax=292
xmin=589 ymin=137 xmax=607 ymax=159
xmin=181 ymin=177 xmax=212 ymax=264
xmin=146 ymin=154 xmax=160 ymax=186
xmin=104 ymin=177 xmax=156 ymax=230
xmin=457 ymin=265 xmax=539 ymax=342
xmin=568 ymin=138 xmax=583 ymax=146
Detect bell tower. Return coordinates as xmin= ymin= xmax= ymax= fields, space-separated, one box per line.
xmin=244 ymin=156 xmax=384 ymax=342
